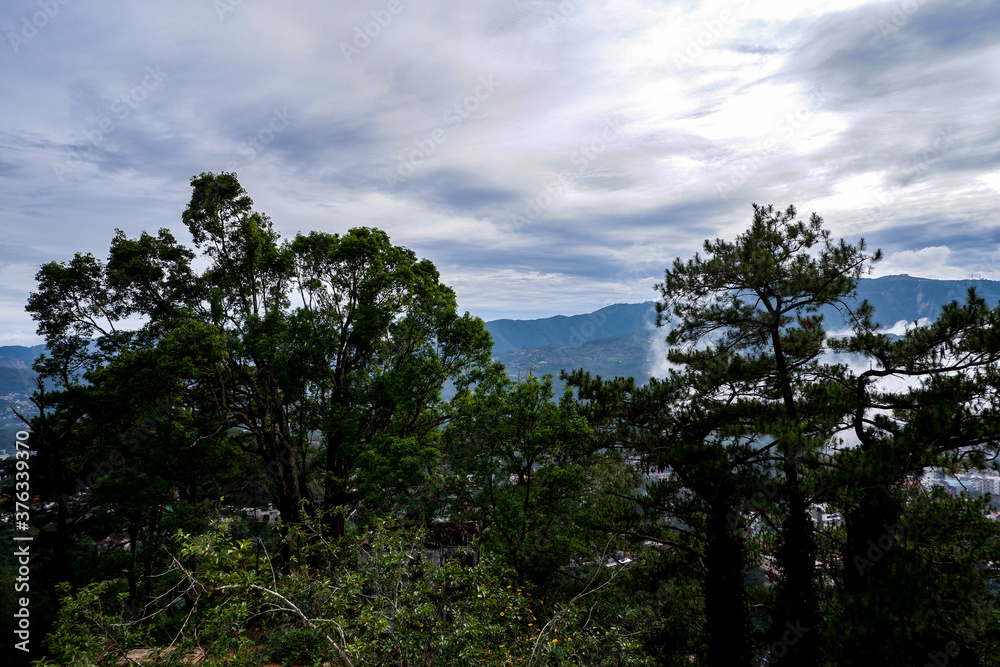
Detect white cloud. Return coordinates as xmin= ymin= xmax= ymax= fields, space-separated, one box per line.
xmin=872 ymin=246 xmax=970 ymax=280
xmin=1 ymin=0 xmax=999 ymax=344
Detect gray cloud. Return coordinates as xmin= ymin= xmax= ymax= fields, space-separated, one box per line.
xmin=1 ymin=0 xmax=998 ymax=343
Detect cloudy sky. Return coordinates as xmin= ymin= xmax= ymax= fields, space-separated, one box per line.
xmin=1 ymin=0 xmax=999 ymax=345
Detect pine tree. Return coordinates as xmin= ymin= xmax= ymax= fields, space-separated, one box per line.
xmin=569 ymin=204 xmax=880 ymax=665
xmin=827 ymin=288 xmax=1000 ymax=663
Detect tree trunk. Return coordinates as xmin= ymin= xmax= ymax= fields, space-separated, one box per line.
xmin=771 ymin=483 xmax=821 ymax=666
xmin=705 ymin=501 xmax=753 ymax=667
xmin=272 ymin=435 xmax=303 ymax=527
xmin=769 ymin=324 xmax=821 ymax=666
xmin=127 ymin=522 xmax=140 ymax=619
xmin=840 ymin=487 xmax=903 ymax=661
xmin=321 ymin=426 xmax=353 ymax=539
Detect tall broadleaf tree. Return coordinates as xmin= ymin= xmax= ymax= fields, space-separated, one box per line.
xmin=444 ymin=364 xmax=626 ymax=587
xmin=23 ymin=226 xmax=242 ymax=626
xmin=290 ymin=227 xmax=493 ymax=537
xmin=28 ymin=172 xmax=493 ymax=546
xmin=174 ymin=172 xmax=318 ymax=530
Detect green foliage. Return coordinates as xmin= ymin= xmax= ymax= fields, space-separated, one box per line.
xmin=446 ymin=365 xmax=613 ymax=584
xmin=19 ymin=172 xmax=497 ymax=662
xmin=264 ymin=627 xmax=327 ymax=666
xmin=566 ymin=203 xmax=1000 ymax=666
xmin=36 ymin=520 xmax=652 ymax=666
xmin=22 ymin=192 xmax=1000 ymax=667
xmin=289 ymin=225 xmax=493 ymax=535
xmin=24 ymin=170 xmax=493 ymax=545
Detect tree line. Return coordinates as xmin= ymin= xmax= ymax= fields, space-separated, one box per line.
xmin=4 ymin=174 xmax=1000 ymax=666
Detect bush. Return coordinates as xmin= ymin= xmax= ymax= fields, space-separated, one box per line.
xmin=263 ymin=627 xmax=327 ymax=667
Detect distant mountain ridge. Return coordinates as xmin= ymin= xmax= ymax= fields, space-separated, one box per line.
xmin=0 ymin=344 xmax=47 ymax=366
xmin=485 ymin=275 xmax=1000 ymax=355
xmin=851 ymin=274 xmax=1000 ymax=326
xmin=0 ymin=344 xmax=44 ymax=396
xmin=486 ymin=302 xmax=657 ymax=354
xmin=3 ymin=275 xmax=1000 ymax=396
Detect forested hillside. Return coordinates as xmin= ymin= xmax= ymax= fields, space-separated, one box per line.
xmin=4 ymin=178 xmax=1000 ymax=667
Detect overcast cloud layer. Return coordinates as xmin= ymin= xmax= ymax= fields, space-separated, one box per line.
xmin=1 ymin=0 xmax=999 ymax=345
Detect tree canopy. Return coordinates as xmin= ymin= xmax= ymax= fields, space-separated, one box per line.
xmin=10 ymin=194 xmax=1000 ymax=667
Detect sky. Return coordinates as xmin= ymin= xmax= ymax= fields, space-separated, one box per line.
xmin=1 ymin=0 xmax=999 ymax=346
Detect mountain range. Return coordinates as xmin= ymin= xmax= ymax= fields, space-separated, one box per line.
xmin=3 ymin=274 xmax=1000 ymax=404
xmin=484 ymin=274 xmax=1000 ymax=389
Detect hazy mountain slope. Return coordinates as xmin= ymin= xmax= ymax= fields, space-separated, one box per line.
xmin=484 ymin=276 xmax=1000 ymax=355
xmin=484 ymin=275 xmax=1000 ymax=389
xmin=0 ymin=345 xmax=44 ymax=396
xmin=493 ymin=336 xmax=656 ymax=384
xmin=485 ymin=302 xmax=657 ymax=354
xmin=853 ymin=275 xmax=1000 ymax=327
